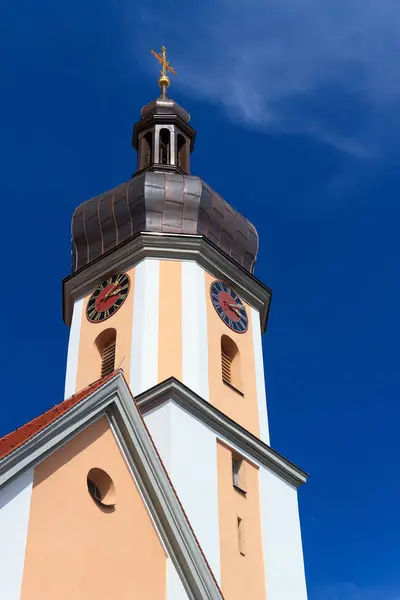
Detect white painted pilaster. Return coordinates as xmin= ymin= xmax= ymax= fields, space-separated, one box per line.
xmin=144 ymin=401 xmax=221 ymax=584
xmin=182 ymin=261 xmax=209 ymax=401
xmin=251 ymin=306 xmax=270 ymax=445
xmin=130 ymin=259 xmax=160 ymax=396
xmin=64 ymin=297 xmax=84 ymax=399
xmin=0 ymin=468 xmax=34 ymax=600
xmin=259 ymin=467 xmax=308 ymax=600
xmin=143 ymin=403 xmax=172 ymax=472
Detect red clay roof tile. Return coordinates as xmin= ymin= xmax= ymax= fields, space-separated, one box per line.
xmin=0 ymin=371 xmax=120 ymax=460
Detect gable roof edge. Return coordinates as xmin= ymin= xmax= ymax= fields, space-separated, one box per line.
xmin=0 ymin=373 xmax=122 ymax=487
xmin=0 ymin=374 xmax=224 ymax=600
xmin=136 ymin=377 xmax=309 ymax=487
xmin=109 ymin=383 xmax=224 ymax=600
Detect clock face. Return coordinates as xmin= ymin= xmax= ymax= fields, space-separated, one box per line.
xmin=210 ymin=280 xmax=248 ymax=333
xmin=86 ymin=273 xmax=130 ymax=323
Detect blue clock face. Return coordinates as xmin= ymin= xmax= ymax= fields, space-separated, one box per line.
xmin=210 ymin=280 xmax=248 ymax=333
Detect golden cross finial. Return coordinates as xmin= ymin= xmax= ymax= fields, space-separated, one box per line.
xmin=150 ymin=45 xmax=177 ymax=89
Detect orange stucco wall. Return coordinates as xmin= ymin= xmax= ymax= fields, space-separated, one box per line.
xmin=21 ymin=417 xmax=166 ymax=600
xmin=76 ymin=267 xmax=135 ymax=391
xmin=217 ymin=441 xmax=266 ymax=600
xmin=205 ymin=272 xmax=260 ymax=436
xmin=158 ymin=260 xmax=182 ymax=383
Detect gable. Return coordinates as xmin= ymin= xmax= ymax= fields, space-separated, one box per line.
xmin=0 ymin=373 xmax=224 ymax=600
xmin=20 ymin=417 xmax=167 ymax=600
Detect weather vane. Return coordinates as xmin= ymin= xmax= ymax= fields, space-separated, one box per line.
xmin=150 ymin=46 xmax=177 ymax=90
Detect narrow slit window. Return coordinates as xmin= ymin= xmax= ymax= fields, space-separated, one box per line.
xmin=237 ymin=517 xmax=246 ymax=556
xmin=232 ymin=454 xmax=246 ymax=492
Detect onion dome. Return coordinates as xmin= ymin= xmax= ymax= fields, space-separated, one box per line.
xmin=70 ymin=47 xmax=259 ymax=275
xmin=71 ymin=172 xmax=258 ymax=273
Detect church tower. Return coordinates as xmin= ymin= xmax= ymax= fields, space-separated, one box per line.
xmin=63 ymin=46 xmax=309 ymax=599
xmin=0 ymin=48 xmax=308 ymax=600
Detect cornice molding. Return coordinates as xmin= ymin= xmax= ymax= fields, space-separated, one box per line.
xmin=62 ymin=232 xmax=272 ymax=329
xmin=0 ymin=373 xmax=223 ymax=600
xmin=136 ymin=377 xmax=308 ymax=488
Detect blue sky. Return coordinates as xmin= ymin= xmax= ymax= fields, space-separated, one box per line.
xmin=1 ymin=1 xmax=399 ymax=599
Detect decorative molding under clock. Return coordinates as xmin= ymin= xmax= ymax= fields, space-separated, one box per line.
xmin=63 ymin=233 xmax=272 ymax=329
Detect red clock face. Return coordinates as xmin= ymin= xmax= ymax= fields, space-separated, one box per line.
xmin=210 ymin=280 xmax=248 ymax=333
xmin=87 ymin=273 xmax=130 ymax=322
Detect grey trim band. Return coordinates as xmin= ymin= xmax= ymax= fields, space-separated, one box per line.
xmin=62 ymin=232 xmax=272 ymax=329
xmin=136 ymin=377 xmax=308 ymax=488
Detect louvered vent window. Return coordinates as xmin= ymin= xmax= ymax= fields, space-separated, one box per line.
xmin=221 ymin=350 xmax=232 ymax=385
xmin=101 ymin=341 xmax=116 ymax=377
xmin=221 ymin=335 xmax=243 ymax=394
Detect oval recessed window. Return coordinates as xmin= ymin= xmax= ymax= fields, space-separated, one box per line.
xmin=87 ymin=468 xmax=116 ymax=508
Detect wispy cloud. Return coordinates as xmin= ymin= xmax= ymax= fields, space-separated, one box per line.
xmin=312 ymin=582 xmax=400 ymax=600
xmin=133 ymin=0 xmax=400 ymax=156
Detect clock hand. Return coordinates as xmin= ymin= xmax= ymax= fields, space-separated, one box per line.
xmin=229 ymin=304 xmax=245 ymax=310
xmin=228 ymin=305 xmax=241 ymax=318
xmin=103 ymin=283 xmax=118 ymax=301
xmin=109 ymin=287 xmax=121 ymax=297
xmin=229 ymin=304 xmax=245 ymax=317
